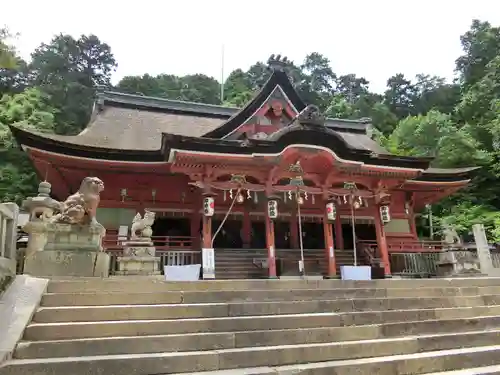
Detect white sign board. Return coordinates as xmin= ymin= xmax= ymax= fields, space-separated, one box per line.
xmin=202 ymin=248 xmax=215 ymax=279
xmin=164 ymin=265 xmax=201 ymax=281
xmin=118 ymin=226 xmax=128 ymax=241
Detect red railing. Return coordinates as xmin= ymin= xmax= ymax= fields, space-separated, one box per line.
xmin=357 ymin=239 xmax=445 ymax=253
xmin=357 ymin=239 xmax=446 ymax=277
xmin=102 ymin=235 xmax=194 ymax=252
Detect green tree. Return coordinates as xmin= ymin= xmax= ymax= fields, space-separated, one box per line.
xmin=456 ymin=20 xmax=500 ymax=89
xmin=385 ymin=110 xmax=487 ymax=168
xmin=325 ymin=94 xmax=360 ymax=119
xmin=30 ymin=34 xmax=117 ymax=134
xmin=0 ymin=88 xmax=57 ymax=203
xmin=0 ymin=28 xmax=17 ymax=70
xmin=384 ymin=73 xmax=416 ymax=119
xmin=117 ymin=73 xmax=221 ymax=104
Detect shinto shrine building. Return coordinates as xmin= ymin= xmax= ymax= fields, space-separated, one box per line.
xmin=9 ymin=58 xmax=477 ymax=279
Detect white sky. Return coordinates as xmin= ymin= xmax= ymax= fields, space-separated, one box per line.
xmin=2 ymin=0 xmax=500 ymax=93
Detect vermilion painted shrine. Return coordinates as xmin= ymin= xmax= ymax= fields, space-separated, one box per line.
xmin=9 ymin=57 xmax=478 ymax=279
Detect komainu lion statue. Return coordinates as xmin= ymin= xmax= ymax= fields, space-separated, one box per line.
xmin=50 ymin=177 xmax=104 ymax=225
xmin=131 ymin=210 xmax=156 ymax=239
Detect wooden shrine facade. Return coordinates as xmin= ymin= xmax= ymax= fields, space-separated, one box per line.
xmin=9 ymin=56 xmax=478 ymax=278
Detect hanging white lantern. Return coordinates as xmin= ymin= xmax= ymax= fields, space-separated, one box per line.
xmin=326 ymin=202 xmax=336 ymax=221
xmin=267 ymin=199 xmax=278 ymax=219
xmin=236 ymin=193 xmax=245 ymax=203
xmin=380 ymin=205 xmax=391 ymax=223
xmin=203 ymin=196 xmax=215 ymax=217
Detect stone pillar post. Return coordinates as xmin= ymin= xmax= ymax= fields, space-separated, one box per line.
xmin=374 ymin=205 xmax=391 ymax=276
xmin=473 ymin=223 xmax=494 ymax=275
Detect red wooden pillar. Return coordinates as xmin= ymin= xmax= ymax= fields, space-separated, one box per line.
xmin=334 ymin=215 xmax=344 ymax=250
xmin=265 ymin=206 xmax=277 ymax=278
xmin=374 ymin=205 xmax=391 ymax=276
xmin=202 ymin=215 xmax=212 ymax=249
xmin=323 ymin=209 xmax=337 ymax=278
xmin=242 ymin=208 xmax=252 ymax=248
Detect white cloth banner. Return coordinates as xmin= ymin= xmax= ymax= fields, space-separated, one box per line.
xmin=164 ymin=264 xmax=201 ymax=281
xmin=340 ymin=266 xmax=372 ymax=281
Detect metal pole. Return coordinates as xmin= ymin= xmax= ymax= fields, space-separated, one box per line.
xmin=427 ymin=204 xmax=434 ymax=240
xmin=351 ymin=196 xmax=357 ymax=266
xmin=297 ymin=191 xmax=305 ymax=276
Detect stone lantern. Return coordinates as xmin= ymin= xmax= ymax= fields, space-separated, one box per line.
xmin=22 ymin=181 xmax=61 ymax=257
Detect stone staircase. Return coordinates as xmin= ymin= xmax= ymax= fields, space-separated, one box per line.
xmin=5 ymin=278 xmax=500 ymax=374
xmin=215 ymin=248 xmax=356 ymax=279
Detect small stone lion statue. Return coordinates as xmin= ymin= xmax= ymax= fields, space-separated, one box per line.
xmin=442 ymin=223 xmax=462 ymax=246
xmin=50 ymin=177 xmax=104 ymax=225
xmin=131 ymin=210 xmax=156 ymax=239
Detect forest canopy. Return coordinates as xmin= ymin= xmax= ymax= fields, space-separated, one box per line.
xmin=1 ymin=20 xmax=500 ymax=240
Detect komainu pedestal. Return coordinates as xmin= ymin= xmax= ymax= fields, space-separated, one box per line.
xmin=23 ymin=223 xmax=109 ymax=277
xmin=116 ymin=211 xmax=160 ymax=275
xmin=116 ymin=240 xmax=160 ymax=275
xmin=23 ymin=177 xmax=110 ymax=278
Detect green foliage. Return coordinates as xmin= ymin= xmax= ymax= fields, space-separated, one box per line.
xmin=118 ymin=73 xmax=221 ymax=104
xmin=0 ymin=88 xmax=57 ymax=203
xmin=30 ymin=34 xmax=117 ymax=134
xmin=0 ymin=27 xmax=17 ymax=70
xmin=386 ymin=110 xmax=488 ymax=168
xmin=440 ymin=203 xmax=500 ymax=242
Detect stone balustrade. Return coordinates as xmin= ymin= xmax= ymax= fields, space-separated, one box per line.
xmin=0 ymin=203 xmax=19 ymax=289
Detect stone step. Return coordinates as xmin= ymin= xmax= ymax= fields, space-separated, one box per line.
xmin=5 ymin=335 xmax=500 ymax=375
xmin=23 ymin=306 xmax=500 ymax=340
xmin=32 ymin=295 xmax=500 ymax=322
xmin=45 ymin=277 xmax=500 ymax=293
xmin=39 ymin=286 xmax=500 ymax=307
xmin=14 ymin=315 xmax=500 ymax=359
xmin=427 ymin=366 xmax=500 ymax=374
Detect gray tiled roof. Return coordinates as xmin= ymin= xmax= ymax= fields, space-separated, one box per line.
xmin=47 ymin=107 xmax=226 ymax=150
